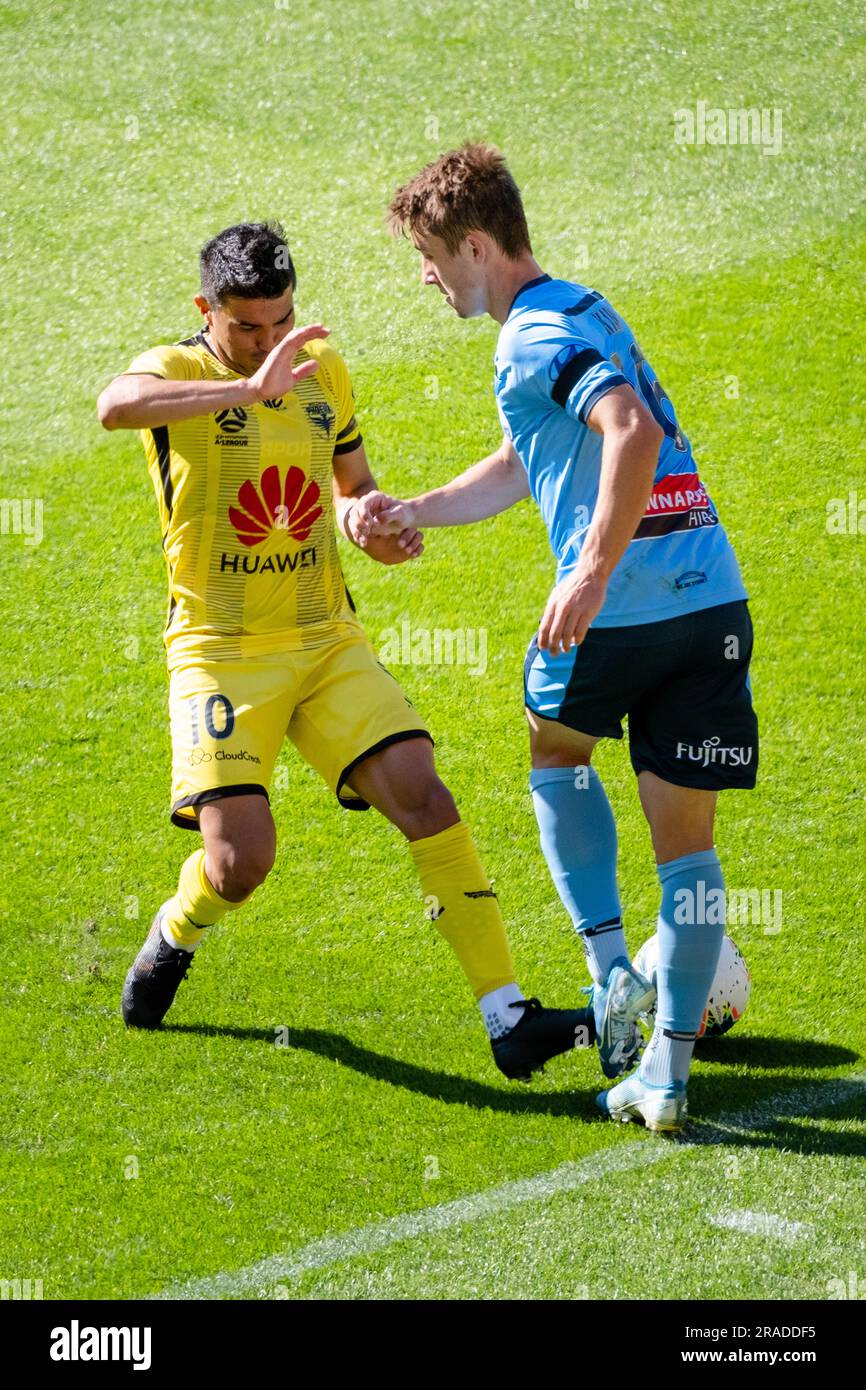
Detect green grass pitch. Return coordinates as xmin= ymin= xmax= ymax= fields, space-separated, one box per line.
xmin=1 ymin=0 xmax=864 ymax=1301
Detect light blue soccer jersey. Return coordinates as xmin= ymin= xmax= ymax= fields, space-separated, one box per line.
xmin=494 ymin=275 xmax=747 ymax=626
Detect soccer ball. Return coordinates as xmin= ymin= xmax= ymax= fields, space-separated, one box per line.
xmin=632 ymin=933 xmax=751 ymax=1038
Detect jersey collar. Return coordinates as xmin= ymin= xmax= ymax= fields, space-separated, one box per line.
xmin=506 ymin=273 xmax=552 ymax=320
xmin=194 ymin=329 xmax=243 ymax=378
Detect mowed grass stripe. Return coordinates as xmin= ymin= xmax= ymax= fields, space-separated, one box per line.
xmin=152 ymin=1071 xmax=866 ymax=1300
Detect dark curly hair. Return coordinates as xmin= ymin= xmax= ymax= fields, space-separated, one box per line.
xmin=199 ymin=221 xmax=296 ymax=305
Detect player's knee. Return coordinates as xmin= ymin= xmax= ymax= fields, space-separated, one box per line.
xmin=529 ymin=731 xmax=593 ymax=770
xmin=207 ymin=836 xmax=276 ymax=901
xmin=402 ymin=776 xmax=459 ymax=839
xmin=526 ymin=710 xmax=594 ymax=769
xmin=531 ymin=747 xmax=592 ymax=769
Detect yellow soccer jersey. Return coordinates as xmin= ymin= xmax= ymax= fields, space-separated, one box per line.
xmin=124 ymin=332 xmax=363 ymax=667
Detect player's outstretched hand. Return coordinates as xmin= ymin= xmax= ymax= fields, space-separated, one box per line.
xmin=537 ymin=570 xmax=608 ymax=652
xmin=248 ymin=324 xmax=329 ymax=401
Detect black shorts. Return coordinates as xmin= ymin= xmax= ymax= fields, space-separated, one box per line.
xmin=524 ymin=599 xmax=758 ymax=790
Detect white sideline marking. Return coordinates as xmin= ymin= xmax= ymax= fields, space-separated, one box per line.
xmin=151 ymin=1070 xmax=866 ymax=1301
xmin=150 ymin=1141 xmax=671 ymax=1300
xmin=708 ymin=1210 xmax=814 ymax=1242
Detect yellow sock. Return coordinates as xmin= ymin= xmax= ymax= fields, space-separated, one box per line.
xmin=162 ymin=849 xmax=247 ymax=949
xmin=408 ymin=821 xmax=516 ymax=1000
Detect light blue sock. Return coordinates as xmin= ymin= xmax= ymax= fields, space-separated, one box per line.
xmin=529 ymin=765 xmax=627 ymax=987
xmin=641 ymin=848 xmax=726 ymax=1088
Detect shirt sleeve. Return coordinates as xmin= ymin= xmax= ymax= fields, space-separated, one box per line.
xmin=123 ymin=344 xmax=205 ymax=379
xmin=513 ymin=321 xmax=629 ymax=425
xmin=544 ymin=338 xmax=629 ymax=424
xmin=326 ymin=348 xmax=363 ymax=455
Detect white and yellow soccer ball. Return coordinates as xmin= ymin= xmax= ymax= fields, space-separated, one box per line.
xmin=632 ymin=933 xmax=751 ymax=1038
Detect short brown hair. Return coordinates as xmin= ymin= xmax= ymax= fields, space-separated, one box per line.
xmin=387 ymin=143 xmax=532 ymax=259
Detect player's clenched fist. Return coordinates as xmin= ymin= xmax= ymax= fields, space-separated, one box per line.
xmin=349 ymin=490 xmax=393 ymax=545
xmin=248 ymin=323 xmax=330 ymax=401
xmin=376 ymin=499 xmax=417 ymax=543
xmin=350 ymin=491 xmax=417 ymax=546
xmin=346 ymin=491 xmax=424 ymax=563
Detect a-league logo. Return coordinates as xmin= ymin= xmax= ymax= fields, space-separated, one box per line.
xmin=215 ymin=407 xmax=247 ymax=434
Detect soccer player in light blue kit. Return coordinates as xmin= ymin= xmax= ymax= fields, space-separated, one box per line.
xmin=359 ymin=144 xmax=759 ymax=1133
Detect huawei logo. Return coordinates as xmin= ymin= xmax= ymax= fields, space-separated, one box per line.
xmin=228 ymin=465 xmax=323 ymax=548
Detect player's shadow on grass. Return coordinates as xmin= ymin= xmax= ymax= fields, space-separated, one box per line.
xmin=165 ymin=1022 xmax=601 ymax=1119
xmin=165 ymin=1023 xmax=863 ymax=1146
xmin=694 ymin=1035 xmax=856 ymax=1070
xmin=686 ymin=1091 xmax=866 ymax=1159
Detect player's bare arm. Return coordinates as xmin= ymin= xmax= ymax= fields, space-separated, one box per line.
xmin=537 ymin=384 xmax=663 ymax=653
xmin=96 ymin=323 xmax=329 ymax=430
xmin=332 ymin=439 xmax=424 ymax=564
xmin=352 ymin=433 xmax=531 ymax=545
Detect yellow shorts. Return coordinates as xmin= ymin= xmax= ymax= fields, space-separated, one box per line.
xmin=168 ymin=626 xmax=431 ymax=829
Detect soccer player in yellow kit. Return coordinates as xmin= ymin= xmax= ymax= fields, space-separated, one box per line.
xmin=97 ymin=220 xmax=604 ymax=1080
